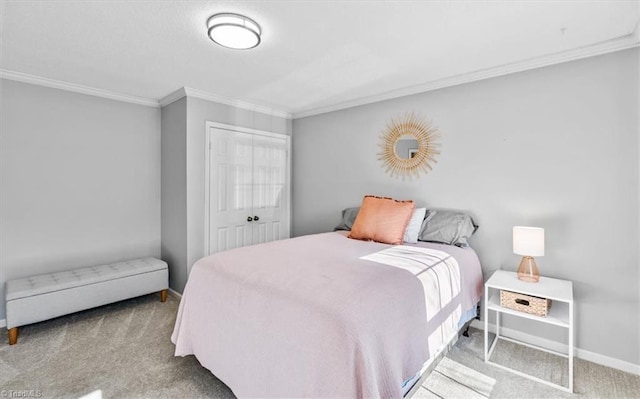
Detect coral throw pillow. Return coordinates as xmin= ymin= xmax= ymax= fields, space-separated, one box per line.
xmin=349 ymin=195 xmax=415 ymax=245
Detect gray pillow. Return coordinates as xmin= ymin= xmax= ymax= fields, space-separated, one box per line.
xmin=334 ymin=207 xmax=360 ymax=231
xmin=418 ymin=209 xmax=478 ymax=247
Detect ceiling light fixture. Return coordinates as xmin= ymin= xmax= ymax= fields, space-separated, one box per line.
xmin=207 ymin=13 xmax=261 ymax=50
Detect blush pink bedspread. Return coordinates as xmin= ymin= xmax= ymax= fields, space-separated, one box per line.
xmin=171 ymin=232 xmax=482 ymax=398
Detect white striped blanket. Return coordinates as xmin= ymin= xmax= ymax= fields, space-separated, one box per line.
xmin=361 ymin=245 xmax=462 ymax=355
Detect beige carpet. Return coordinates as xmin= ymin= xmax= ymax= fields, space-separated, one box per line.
xmin=448 ymin=329 xmax=640 ymax=399
xmin=416 ymin=357 xmax=496 ymax=398
xmin=0 ymin=294 xmax=234 ymax=398
xmin=1 ymin=293 xmax=638 ymax=398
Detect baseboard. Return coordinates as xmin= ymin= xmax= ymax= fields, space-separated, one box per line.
xmin=471 ymin=320 xmax=640 ymax=376
xmin=0 ymin=318 xmax=5 ymax=329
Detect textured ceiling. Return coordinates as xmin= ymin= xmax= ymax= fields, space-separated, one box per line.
xmin=1 ymin=1 xmax=639 ymax=117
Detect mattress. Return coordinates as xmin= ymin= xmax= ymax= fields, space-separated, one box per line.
xmin=172 ymin=231 xmax=483 ymax=398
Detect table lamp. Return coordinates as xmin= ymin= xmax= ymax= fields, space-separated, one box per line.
xmin=513 ymin=226 xmax=544 ymax=282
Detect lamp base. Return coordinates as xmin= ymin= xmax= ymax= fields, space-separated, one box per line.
xmin=517 ymin=256 xmax=540 ymax=283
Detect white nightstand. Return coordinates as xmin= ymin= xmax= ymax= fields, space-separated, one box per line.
xmin=484 ymin=270 xmax=574 ymax=393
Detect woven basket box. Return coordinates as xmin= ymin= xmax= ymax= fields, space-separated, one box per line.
xmin=500 ymin=290 xmax=552 ymax=317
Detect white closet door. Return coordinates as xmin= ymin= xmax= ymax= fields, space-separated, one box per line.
xmin=206 ymin=123 xmax=291 ymax=256
xmin=208 ymin=128 xmax=254 ymax=253
xmin=252 ymin=135 xmax=289 ymax=244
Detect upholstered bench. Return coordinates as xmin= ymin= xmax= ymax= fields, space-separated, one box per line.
xmin=5 ymin=257 xmax=168 ymax=345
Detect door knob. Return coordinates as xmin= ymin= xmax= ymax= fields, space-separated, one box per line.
xmin=247 ymin=216 xmax=253 ymax=222
xmin=253 ymin=216 xmax=260 ymax=221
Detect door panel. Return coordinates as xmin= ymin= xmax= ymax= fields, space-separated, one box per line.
xmin=252 ymin=135 xmax=289 ymax=244
xmin=216 ymin=227 xmax=228 ymax=252
xmin=271 ymin=221 xmax=281 ymax=242
xmin=209 ymin=129 xmax=254 ymax=254
xmin=207 ymin=125 xmax=290 ymax=255
xmin=216 ymin=164 xmax=227 ymax=212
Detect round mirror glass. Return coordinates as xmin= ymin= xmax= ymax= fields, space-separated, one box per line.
xmin=395 ymin=135 xmax=419 ymax=159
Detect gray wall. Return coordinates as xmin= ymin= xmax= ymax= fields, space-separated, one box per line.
xmin=292 ymin=49 xmax=639 ymax=366
xmin=161 ymin=96 xmax=292 ymax=293
xmin=161 ymin=97 xmax=188 ymax=292
xmin=0 ymin=79 xmax=161 ymax=320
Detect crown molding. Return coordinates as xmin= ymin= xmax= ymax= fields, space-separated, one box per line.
xmin=0 ymin=69 xmax=159 ymax=107
xmin=158 ymin=87 xmax=188 ymax=107
xmin=293 ymin=30 xmax=640 ymax=119
xmin=186 ymin=87 xmax=292 ymax=119
xmin=0 ymin=70 xmax=292 ymax=118
xmin=159 ymin=86 xmax=292 ymax=119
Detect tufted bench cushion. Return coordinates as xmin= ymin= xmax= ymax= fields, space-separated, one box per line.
xmin=6 ymin=258 xmax=167 ymax=301
xmin=5 ymin=257 xmax=168 ymax=344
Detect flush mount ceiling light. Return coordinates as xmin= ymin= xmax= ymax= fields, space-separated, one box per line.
xmin=207 ymin=13 xmax=261 ymax=50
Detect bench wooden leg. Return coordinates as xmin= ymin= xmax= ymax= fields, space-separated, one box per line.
xmin=160 ymin=289 xmax=167 ymax=303
xmin=8 ymin=327 xmax=18 ymax=345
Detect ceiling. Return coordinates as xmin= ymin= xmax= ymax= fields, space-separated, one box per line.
xmin=1 ymin=1 xmax=639 ymax=118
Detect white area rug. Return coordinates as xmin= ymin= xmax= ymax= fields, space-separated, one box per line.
xmin=415 ymin=357 xmax=496 ymax=398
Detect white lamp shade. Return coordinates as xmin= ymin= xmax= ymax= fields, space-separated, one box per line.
xmin=513 ymin=226 xmax=545 ymax=256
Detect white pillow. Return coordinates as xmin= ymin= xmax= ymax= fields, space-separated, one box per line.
xmin=404 ymin=208 xmax=427 ymax=244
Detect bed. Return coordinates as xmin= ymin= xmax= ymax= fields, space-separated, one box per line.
xmin=171 ymin=230 xmax=483 ymax=398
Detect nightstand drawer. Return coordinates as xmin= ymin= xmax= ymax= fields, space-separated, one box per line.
xmin=500 ymin=290 xmax=552 ymax=317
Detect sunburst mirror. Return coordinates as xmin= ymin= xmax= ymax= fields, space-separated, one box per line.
xmin=378 ymin=113 xmax=441 ymax=179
